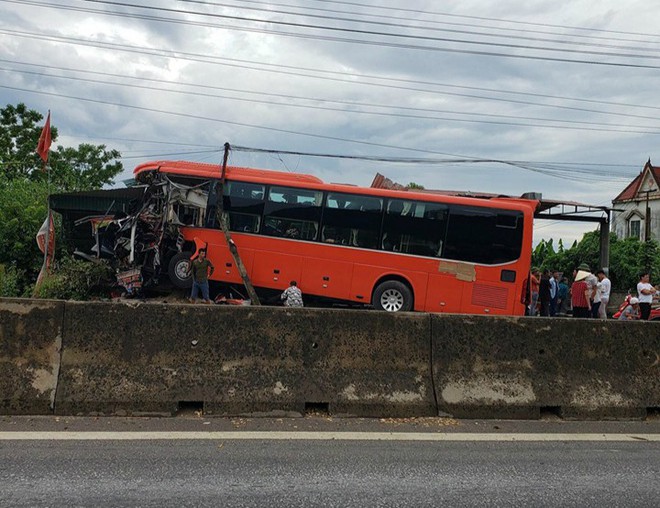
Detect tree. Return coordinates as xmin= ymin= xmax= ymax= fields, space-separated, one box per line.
xmin=0 ymin=103 xmax=58 ymax=181
xmin=406 ymin=182 xmax=425 ymax=190
xmin=0 ymin=103 xmax=122 ymax=191
xmin=0 ymin=103 xmax=124 ymax=295
xmin=532 ymin=231 xmax=660 ymax=290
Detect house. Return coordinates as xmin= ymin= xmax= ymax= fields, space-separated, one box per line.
xmin=611 ymin=159 xmax=660 ymax=241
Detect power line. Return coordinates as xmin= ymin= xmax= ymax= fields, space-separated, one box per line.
xmin=3 ymin=30 xmax=660 ymax=125
xmin=304 ymin=0 xmax=660 ymax=39
xmin=0 ymin=83 xmax=638 ymax=183
xmin=181 ymin=0 xmax=660 ymax=46
xmin=169 ymin=0 xmax=660 ymax=53
xmin=5 ymin=0 xmax=660 ymax=68
xmin=4 ymin=65 xmax=660 ymax=134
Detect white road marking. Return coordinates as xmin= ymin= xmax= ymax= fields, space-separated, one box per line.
xmin=0 ymin=432 xmax=658 ymax=441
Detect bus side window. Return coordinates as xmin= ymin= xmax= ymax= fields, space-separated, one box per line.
xmin=382 ymin=199 xmax=447 ymax=257
xmin=264 ymin=186 xmax=322 ymax=241
xmin=322 ymin=192 xmax=383 ymax=250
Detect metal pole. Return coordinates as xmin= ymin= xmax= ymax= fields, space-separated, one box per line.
xmin=645 ymin=190 xmax=652 ymax=242
xmin=217 ymin=143 xmax=261 ymax=305
xmin=599 ymin=214 xmax=610 ymax=274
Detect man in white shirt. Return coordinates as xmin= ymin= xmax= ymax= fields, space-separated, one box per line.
xmin=596 ymin=269 xmax=611 ymax=320
xmin=637 ymin=272 xmax=657 ymax=320
xmin=549 ymin=270 xmax=559 ymax=316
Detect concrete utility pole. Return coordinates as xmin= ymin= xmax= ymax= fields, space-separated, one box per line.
xmin=216 ymin=143 xmax=261 ymax=305
xmin=641 ymin=188 xmax=656 ymax=241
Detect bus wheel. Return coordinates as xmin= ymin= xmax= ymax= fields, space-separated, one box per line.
xmin=372 ymin=281 xmax=413 ymax=312
xmin=168 ymin=252 xmax=193 ymax=289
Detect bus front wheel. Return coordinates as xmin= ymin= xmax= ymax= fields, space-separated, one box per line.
xmin=168 ymin=252 xmax=193 ymax=289
xmin=372 ymin=281 xmax=413 ymax=312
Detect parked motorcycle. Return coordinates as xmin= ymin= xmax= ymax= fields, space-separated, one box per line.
xmin=612 ymin=292 xmax=660 ymax=321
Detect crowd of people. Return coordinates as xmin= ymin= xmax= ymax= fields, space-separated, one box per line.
xmin=524 ymin=264 xmax=658 ymax=320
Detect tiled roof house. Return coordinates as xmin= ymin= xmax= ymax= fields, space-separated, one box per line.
xmin=611 ymin=159 xmax=660 ymax=241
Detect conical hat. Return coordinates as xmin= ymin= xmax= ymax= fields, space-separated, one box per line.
xmin=575 ymin=270 xmax=590 ymax=282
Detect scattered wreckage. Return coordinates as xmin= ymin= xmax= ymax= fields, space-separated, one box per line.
xmin=60 ymin=172 xmax=212 ymax=296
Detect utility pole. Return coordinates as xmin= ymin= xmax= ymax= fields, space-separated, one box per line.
xmin=642 ymin=188 xmax=657 ymax=242
xmin=217 ymin=143 xmax=261 ymax=305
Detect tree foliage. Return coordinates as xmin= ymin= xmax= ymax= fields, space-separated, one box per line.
xmin=532 ymin=231 xmax=660 ymax=290
xmin=0 ymin=103 xmax=123 ymax=296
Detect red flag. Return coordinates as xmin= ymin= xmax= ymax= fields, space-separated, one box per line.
xmin=36 ymin=111 xmax=51 ymax=163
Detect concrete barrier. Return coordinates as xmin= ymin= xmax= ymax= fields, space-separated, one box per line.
xmin=3 ymin=298 xmax=658 ymax=419
xmin=0 ymin=298 xmax=63 ymax=414
xmin=432 ymin=314 xmax=660 ymax=419
xmin=55 ymin=302 xmax=434 ymax=417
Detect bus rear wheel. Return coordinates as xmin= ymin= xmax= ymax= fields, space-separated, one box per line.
xmin=168 ymin=251 xmax=193 ymax=289
xmin=372 ymin=280 xmax=413 ymax=312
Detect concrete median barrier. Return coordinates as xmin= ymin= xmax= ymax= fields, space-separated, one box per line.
xmin=55 ymin=302 xmax=434 ymax=417
xmin=432 ymin=314 xmax=660 ymax=419
xmin=0 ymin=298 xmax=64 ymax=414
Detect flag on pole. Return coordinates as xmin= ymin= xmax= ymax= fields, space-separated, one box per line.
xmin=36 ymin=111 xmax=51 ymax=163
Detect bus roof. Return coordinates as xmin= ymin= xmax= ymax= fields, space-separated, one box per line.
xmin=133 ymin=160 xmax=538 ymax=213
xmin=133 ymin=160 xmax=324 ymax=185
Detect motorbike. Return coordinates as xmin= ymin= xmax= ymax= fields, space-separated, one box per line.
xmin=612 ymin=292 xmax=660 ymax=320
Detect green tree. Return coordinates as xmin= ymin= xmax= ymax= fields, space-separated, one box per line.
xmin=0 ymin=103 xmax=59 ymax=181
xmin=532 ymin=231 xmax=660 ymax=290
xmin=406 ymin=182 xmax=425 ymax=189
xmin=0 ymin=103 xmax=123 ymax=295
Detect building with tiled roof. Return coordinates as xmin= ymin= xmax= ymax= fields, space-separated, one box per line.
xmin=611 ymin=159 xmax=660 ymax=241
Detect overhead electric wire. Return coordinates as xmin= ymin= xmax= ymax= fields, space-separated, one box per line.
xmin=4 ymin=0 xmax=660 ymax=68
xmin=69 ymin=0 xmax=660 ymax=60
xmin=181 ymin=0 xmax=660 ymax=46
xmin=0 ymin=82 xmax=638 ymax=183
xmin=163 ymin=0 xmax=660 ymax=53
xmin=304 ymin=0 xmax=660 ymax=40
xmin=4 ymin=65 xmax=660 ymax=134
xmin=3 ymin=30 xmax=660 ymax=124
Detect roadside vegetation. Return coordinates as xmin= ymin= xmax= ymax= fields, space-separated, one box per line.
xmin=532 ymin=232 xmax=660 ymax=290
xmin=0 ymin=102 xmax=123 ymax=298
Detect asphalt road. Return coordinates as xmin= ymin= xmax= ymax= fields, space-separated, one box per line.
xmin=1 ymin=417 xmax=659 ymax=507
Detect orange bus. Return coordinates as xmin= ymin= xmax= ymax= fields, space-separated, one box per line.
xmin=134 ymin=160 xmax=537 ymax=315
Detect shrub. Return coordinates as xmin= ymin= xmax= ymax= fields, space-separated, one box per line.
xmin=34 ymin=257 xmax=114 ymax=300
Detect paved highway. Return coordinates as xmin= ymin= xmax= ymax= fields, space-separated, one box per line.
xmin=1 ymin=416 xmax=658 ymax=507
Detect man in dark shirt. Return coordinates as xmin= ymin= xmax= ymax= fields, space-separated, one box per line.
xmin=538 ymin=270 xmax=552 ymax=316
xmin=187 ymin=248 xmax=214 ymax=304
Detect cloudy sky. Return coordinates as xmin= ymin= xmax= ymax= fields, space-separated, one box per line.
xmin=2 ymin=0 xmax=659 ymax=244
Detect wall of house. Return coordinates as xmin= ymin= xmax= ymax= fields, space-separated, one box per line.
xmin=611 ymin=199 xmax=660 ymax=241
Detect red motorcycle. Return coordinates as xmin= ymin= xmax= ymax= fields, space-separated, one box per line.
xmin=612 ymin=293 xmax=660 ymax=321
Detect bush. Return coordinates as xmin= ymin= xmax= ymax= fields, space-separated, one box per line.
xmin=34 ymin=257 xmax=115 ymax=300
xmin=0 ymin=264 xmax=26 ymax=297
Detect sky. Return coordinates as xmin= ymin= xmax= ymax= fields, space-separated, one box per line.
xmin=2 ymin=0 xmax=659 ymax=245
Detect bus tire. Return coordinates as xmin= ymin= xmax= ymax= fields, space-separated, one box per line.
xmin=168 ymin=251 xmax=193 ymax=289
xmin=372 ymin=280 xmax=413 ymax=312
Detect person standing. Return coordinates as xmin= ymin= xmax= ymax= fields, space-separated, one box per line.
xmin=596 ymin=269 xmax=611 ymax=319
xmin=578 ymin=263 xmax=598 ymax=317
xmin=539 ymin=270 xmax=552 ymax=317
xmin=637 ymin=272 xmax=657 ymax=320
xmin=571 ymin=269 xmax=591 ymax=318
xmin=281 ymin=280 xmax=304 ymax=307
xmin=187 ymin=248 xmax=214 ymax=304
xmin=557 ymin=277 xmax=569 ymax=315
xmin=549 ymin=270 xmax=559 ymax=316
xmin=528 ymin=269 xmax=540 ymax=316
